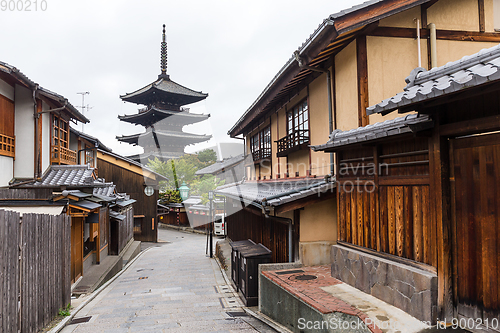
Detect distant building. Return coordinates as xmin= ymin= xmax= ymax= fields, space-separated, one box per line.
xmin=117 ymin=25 xmax=211 ymax=163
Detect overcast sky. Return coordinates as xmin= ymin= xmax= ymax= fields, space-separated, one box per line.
xmin=0 ymin=0 xmax=366 ymax=157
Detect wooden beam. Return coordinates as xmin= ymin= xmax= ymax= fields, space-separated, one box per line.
xmin=439 ymin=115 xmax=500 ymax=137
xmin=357 ymin=35 xmax=369 ymax=127
xmin=368 ymin=26 xmax=500 ymax=42
xmin=478 ymin=0 xmax=485 ymax=33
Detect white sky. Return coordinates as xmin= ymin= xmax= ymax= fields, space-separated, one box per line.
xmin=0 ymin=0 xmax=366 ymax=157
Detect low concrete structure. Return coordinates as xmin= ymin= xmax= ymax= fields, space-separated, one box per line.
xmin=331 ymin=245 xmax=437 ymax=322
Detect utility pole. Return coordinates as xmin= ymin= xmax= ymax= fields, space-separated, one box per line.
xmin=76 ymin=92 xmax=90 ymax=132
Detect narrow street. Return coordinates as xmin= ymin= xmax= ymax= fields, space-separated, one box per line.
xmin=61 ymin=229 xmax=276 ymax=333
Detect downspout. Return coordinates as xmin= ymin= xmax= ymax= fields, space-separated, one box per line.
xmin=32 ymin=85 xmax=39 ymax=179
xmin=428 ymin=23 xmax=438 ymax=68
xmin=294 ymin=51 xmax=335 ymax=176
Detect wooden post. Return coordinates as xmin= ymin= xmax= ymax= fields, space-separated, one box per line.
xmin=357 ymin=36 xmax=369 ymax=127
xmin=429 ymin=117 xmax=453 ymax=320
xmin=478 ymin=0 xmax=485 ymax=32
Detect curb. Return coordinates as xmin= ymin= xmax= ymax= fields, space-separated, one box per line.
xmin=49 ymin=247 xmax=153 ymax=333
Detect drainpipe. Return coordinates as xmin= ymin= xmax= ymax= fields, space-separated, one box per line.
xmin=32 ymin=85 xmax=39 ymax=179
xmin=294 ymin=51 xmax=335 ymax=176
xmin=428 ymin=23 xmax=438 ymax=68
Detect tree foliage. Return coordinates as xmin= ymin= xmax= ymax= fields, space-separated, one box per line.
xmin=147 ymin=150 xmax=221 ymax=204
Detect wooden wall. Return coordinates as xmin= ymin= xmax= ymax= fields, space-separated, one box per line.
xmin=226 ymin=204 xmax=288 ymax=263
xmin=97 ymin=159 xmax=158 ymax=242
xmin=0 ymin=210 xmax=71 ymax=333
xmin=0 ymin=94 xmax=14 ymax=137
xmin=0 ymin=188 xmax=52 ymax=199
xmin=337 ymin=136 xmax=436 ymax=266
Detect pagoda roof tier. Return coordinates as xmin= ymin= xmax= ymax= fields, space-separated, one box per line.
xmin=118 ymin=106 xmax=210 ymax=127
xmin=127 ymin=151 xmax=185 ymax=163
xmin=116 ymin=129 xmax=211 ymax=146
xmin=120 ymin=76 xmax=208 ymax=107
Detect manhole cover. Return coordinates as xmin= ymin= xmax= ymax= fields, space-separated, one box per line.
xmin=294 ymin=274 xmax=317 ymax=281
xmin=69 ymin=316 xmax=92 ymax=325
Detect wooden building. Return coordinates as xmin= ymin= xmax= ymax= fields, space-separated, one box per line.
xmin=220 ymin=0 xmax=500 ymax=268
xmin=314 ymin=43 xmax=500 ymax=326
xmin=117 ymin=25 xmax=211 ymax=163
xmin=97 ymin=149 xmax=167 ymax=242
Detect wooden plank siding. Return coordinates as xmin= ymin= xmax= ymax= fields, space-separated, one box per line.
xmin=337 ymin=137 xmax=434 ymax=266
xmin=97 ymin=158 xmax=158 ymax=242
xmin=0 ymin=210 xmax=71 ymax=333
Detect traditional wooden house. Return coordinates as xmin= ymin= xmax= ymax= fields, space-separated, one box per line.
xmin=96 ymin=149 xmax=167 ymax=242
xmin=0 ymin=61 xmax=89 ymax=186
xmin=314 ymin=43 xmax=500 ymax=326
xmin=219 ymin=0 xmax=500 ymax=267
xmin=195 ymin=154 xmax=245 ymax=184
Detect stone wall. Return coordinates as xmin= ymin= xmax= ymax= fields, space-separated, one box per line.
xmin=331 ymin=245 xmax=437 ymax=323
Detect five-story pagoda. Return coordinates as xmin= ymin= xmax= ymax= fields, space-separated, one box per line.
xmin=117 ymin=25 xmax=211 ymax=163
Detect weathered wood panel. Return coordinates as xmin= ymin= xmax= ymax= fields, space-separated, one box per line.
xmin=452 ymin=133 xmax=500 ymax=322
xmin=0 ymin=210 xmax=70 ymax=333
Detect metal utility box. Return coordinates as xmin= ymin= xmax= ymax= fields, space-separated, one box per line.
xmin=229 ymin=239 xmax=255 ymax=290
xmin=238 ymin=243 xmax=272 ymax=306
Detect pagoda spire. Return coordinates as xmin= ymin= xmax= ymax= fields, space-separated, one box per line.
xmin=159 ymin=24 xmax=169 ymax=79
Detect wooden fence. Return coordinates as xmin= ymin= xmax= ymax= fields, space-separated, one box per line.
xmin=0 ymin=209 xmax=71 ymax=333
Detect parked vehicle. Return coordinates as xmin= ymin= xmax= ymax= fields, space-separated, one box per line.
xmin=214 ymin=214 xmax=226 ymax=236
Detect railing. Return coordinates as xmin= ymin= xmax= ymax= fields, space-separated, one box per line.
xmin=51 ymin=145 xmax=77 ymax=165
xmin=252 ymin=148 xmax=271 ymax=162
xmin=276 ymin=130 xmax=310 ymax=157
xmin=0 ymin=134 xmax=15 ymax=158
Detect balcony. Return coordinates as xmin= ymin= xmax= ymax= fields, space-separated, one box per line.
xmin=0 ymin=134 xmax=15 ymax=158
xmin=252 ymin=148 xmax=271 ymax=163
xmin=51 ymin=145 xmax=77 ymax=165
xmin=276 ymin=130 xmax=310 ymax=157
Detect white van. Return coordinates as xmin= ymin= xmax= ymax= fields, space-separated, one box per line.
xmin=213 ymin=214 xmax=226 ymax=236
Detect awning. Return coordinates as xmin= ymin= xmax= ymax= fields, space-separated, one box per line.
xmin=115 ymin=199 xmax=137 ymax=208
xmin=69 ymin=200 xmax=101 ymax=212
xmin=109 ymin=210 xmax=126 ymax=221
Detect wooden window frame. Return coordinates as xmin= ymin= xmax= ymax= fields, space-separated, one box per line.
xmin=250 ymin=125 xmax=271 ymax=162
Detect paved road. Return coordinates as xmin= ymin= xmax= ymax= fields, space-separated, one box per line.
xmin=62 ymin=229 xmax=275 ymax=333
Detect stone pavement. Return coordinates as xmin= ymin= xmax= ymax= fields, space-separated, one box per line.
xmin=61 ymin=229 xmax=276 ymax=333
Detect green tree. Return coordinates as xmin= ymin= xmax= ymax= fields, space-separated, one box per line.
xmin=197 ymin=149 xmax=217 ymax=166
xmin=190 ymin=175 xmax=225 ymax=204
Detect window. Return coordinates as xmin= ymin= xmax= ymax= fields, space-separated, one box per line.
xmin=85 ymin=145 xmax=95 ymax=166
xmin=287 ymin=99 xmax=309 ymax=145
xmin=52 ymin=115 xmax=68 ymax=149
xmin=250 ymin=126 xmax=271 ymax=161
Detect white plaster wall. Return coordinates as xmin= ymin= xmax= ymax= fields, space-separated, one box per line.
xmin=41 ymin=101 xmax=50 ymax=174
xmin=0 ymin=156 xmax=14 ymax=186
xmin=0 ymin=79 xmax=14 ymax=101
xmin=14 ymin=84 xmax=34 ymax=179
xmin=494 ymin=0 xmax=500 ymax=30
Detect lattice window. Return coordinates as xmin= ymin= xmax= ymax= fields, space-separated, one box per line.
xmin=287 ymin=99 xmax=309 ymax=146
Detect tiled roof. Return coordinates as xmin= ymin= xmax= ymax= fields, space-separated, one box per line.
xmin=120 ymin=77 xmax=208 ymax=106
xmin=119 ymin=107 xmax=209 ymax=127
xmin=312 ymin=114 xmax=433 ymax=151
xmin=367 ymin=43 xmax=500 ymax=115
xmin=215 ymin=178 xmax=335 ymax=209
xmin=93 ymin=185 xmax=116 ymax=197
xmin=195 ymin=154 xmax=245 ymax=176
xmin=37 ymin=165 xmax=95 ymax=187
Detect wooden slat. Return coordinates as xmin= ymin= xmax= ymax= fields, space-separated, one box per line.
xmin=370 ymin=191 xmax=377 ymax=250
xmin=387 ymin=186 xmax=396 ymax=255
xmin=363 ymin=190 xmax=370 ymax=248
xmin=357 ymin=189 xmax=364 ymax=246
xmin=351 ymin=190 xmax=358 ymax=246
xmin=395 ymin=186 xmax=404 ymax=257
xmin=339 ymin=190 xmax=346 ymax=241
xmin=404 ymin=186 xmax=413 ymax=259
xmin=380 ymin=186 xmax=388 ymax=253
xmin=413 ymin=186 xmax=423 ymax=262
xmin=346 ymin=189 xmax=352 ymax=243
